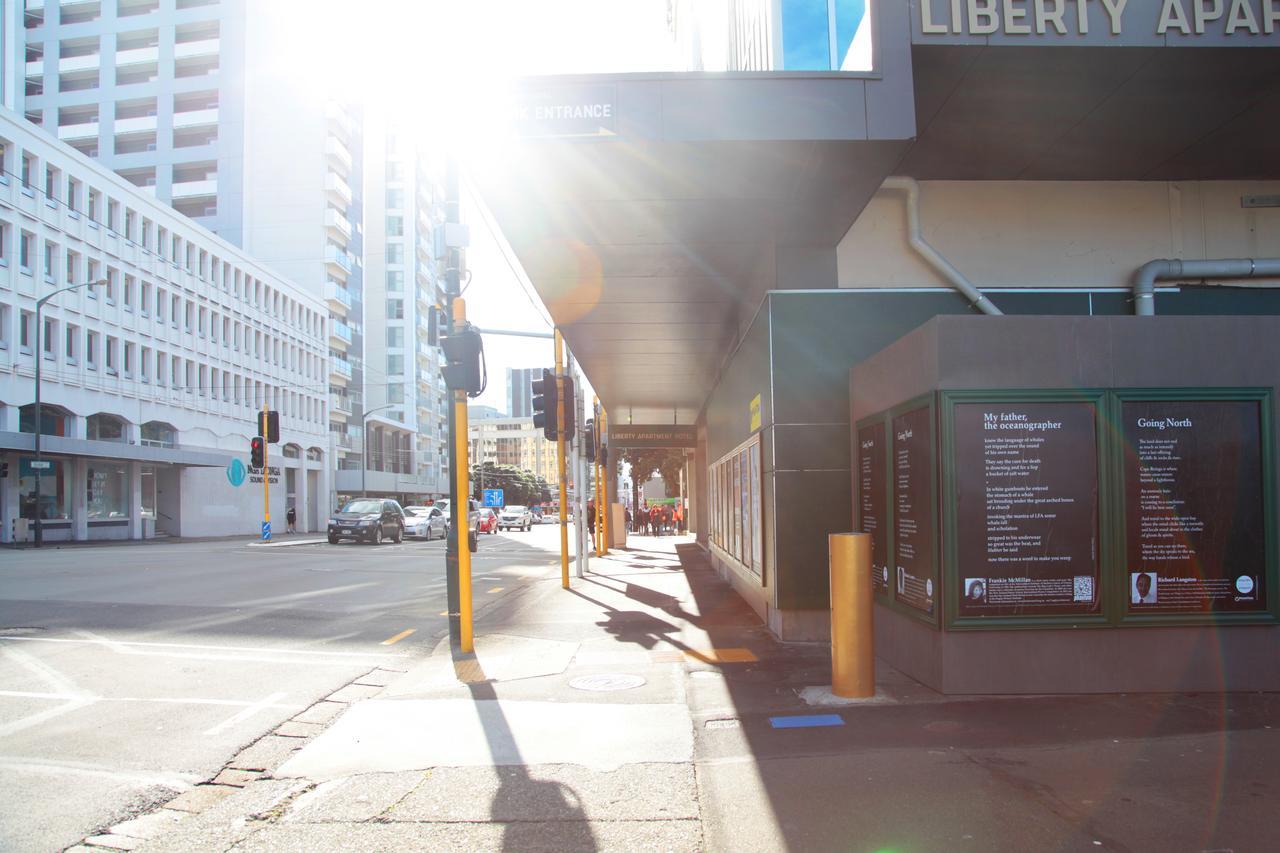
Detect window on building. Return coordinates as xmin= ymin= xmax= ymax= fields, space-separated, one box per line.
xmin=124 ymin=341 xmax=135 ymax=376
xmin=87 ymin=189 xmax=100 ymax=222
xmin=140 ymin=346 xmax=150 ymax=381
xmin=386 ymin=188 xmax=404 ymax=209
xmin=140 ymin=281 xmax=151 ymax=316
xmin=386 ymin=215 xmax=404 ymax=237
xmin=105 ymin=336 xmax=118 ymax=374
xmin=42 ymin=317 xmax=56 ymax=357
xmin=65 ymin=324 xmax=77 ymax=362
xmin=43 ymin=241 xmax=56 ymax=280
xmin=387 ymin=354 xmax=404 ymax=375
xmin=184 ymin=300 xmax=194 ymax=331
xmin=44 ymin=165 xmax=60 ymax=204
xmin=387 ymin=327 xmax=404 ymax=348
xmin=123 ymin=275 xmax=134 ymax=310
xmin=105 ymin=268 xmax=118 ymax=303
xmin=86 ymin=260 xmax=100 ymax=294
xmin=171 ymin=294 xmax=180 ymax=326
xmin=108 ymin=200 xmax=120 ymax=231
xmin=387 ymin=299 xmax=404 ymax=320
xmin=386 ymin=243 xmax=403 ymax=264
xmin=18 ymin=231 xmax=33 ymax=272
xmin=86 ymin=462 xmax=129 ymax=519
xmin=66 ymin=177 xmax=80 ymax=212
xmin=0 ymin=305 xmax=9 ymax=349
xmin=0 ymin=222 xmax=7 ymax=265
xmin=86 ymin=330 xmax=98 ymax=367
xmin=65 ymin=249 xmax=79 ymax=284
xmin=386 ymin=270 xmax=403 ymax=292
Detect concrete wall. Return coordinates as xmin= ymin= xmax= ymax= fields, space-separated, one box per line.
xmin=838 ymin=180 xmax=1280 ymax=291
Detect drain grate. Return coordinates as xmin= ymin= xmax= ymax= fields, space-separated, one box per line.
xmin=568 ymin=674 xmax=646 ymax=692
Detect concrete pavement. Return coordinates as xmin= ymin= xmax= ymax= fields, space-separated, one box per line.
xmin=52 ymin=532 xmax=1279 ymax=852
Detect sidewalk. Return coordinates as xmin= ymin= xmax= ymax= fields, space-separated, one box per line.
xmin=85 ymin=535 xmax=1277 ymax=852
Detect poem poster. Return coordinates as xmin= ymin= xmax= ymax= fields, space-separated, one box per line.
xmin=857 ymin=420 xmax=890 ymax=596
xmin=893 ymin=406 xmax=936 ymax=615
xmin=954 ymin=402 xmax=1100 ymax=617
xmin=1123 ymin=399 xmax=1266 ymax=614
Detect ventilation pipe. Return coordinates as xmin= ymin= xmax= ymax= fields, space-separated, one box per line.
xmin=880 ymin=176 xmax=1002 ymax=316
xmin=1133 ymin=258 xmax=1280 ymax=315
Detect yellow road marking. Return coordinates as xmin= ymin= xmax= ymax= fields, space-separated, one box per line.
xmin=488 ymin=587 xmax=504 ymax=593
xmin=380 ymin=629 xmax=416 ymax=646
xmin=439 ymin=611 xmax=450 ymax=617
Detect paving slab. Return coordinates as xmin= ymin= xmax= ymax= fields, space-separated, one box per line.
xmin=109 ymin=811 xmax=189 ymax=841
xmin=275 ymin=698 xmax=693 ymax=779
xmin=274 ymin=721 xmax=323 ymax=738
xmin=324 ymin=683 xmax=382 ymax=703
xmin=84 ymin=834 xmax=143 ymax=850
xmin=227 ymin=736 xmax=301 ymax=772
xmin=385 ymin=763 xmax=699 ymax=823
xmin=382 ymin=634 xmax=581 ymax=697
xmin=163 ymin=785 xmax=237 ymax=814
xmin=139 ymin=779 xmax=310 ymax=853
xmin=352 ymin=669 xmax=400 ymax=687
xmin=289 ymin=701 xmax=347 ymax=726
xmin=212 ymin=769 xmax=261 ymax=788
xmin=282 ymin=771 xmax=426 ymax=823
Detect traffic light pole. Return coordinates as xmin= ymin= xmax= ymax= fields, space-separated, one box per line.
xmin=600 ymin=405 xmax=610 ymax=555
xmin=261 ymin=404 xmax=270 ymax=541
xmin=555 ymin=331 xmax=570 ymax=589
xmin=443 ymin=157 xmax=473 ymax=654
xmin=452 ymin=298 xmax=474 ymax=652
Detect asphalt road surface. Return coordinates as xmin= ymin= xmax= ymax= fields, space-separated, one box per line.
xmin=0 ymin=522 xmax=566 ymax=853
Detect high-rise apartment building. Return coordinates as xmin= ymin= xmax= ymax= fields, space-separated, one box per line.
xmin=355 ymin=104 xmax=449 ymax=501
xmin=506 ymin=366 xmax=538 ymax=418
xmin=8 ymin=0 xmax=369 ymax=500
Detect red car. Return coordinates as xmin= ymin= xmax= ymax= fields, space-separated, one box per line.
xmin=477 ymin=508 xmax=498 ymax=534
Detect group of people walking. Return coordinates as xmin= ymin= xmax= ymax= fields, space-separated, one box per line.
xmin=586 ymin=500 xmax=685 ymax=537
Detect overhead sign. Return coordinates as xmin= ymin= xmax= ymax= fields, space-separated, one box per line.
xmin=608 ymin=424 xmax=697 ymax=449
xmin=482 ymin=489 xmax=504 ymax=507
xmin=514 ymin=83 xmax=617 ymax=138
xmin=915 ymin=0 xmax=1279 ymax=40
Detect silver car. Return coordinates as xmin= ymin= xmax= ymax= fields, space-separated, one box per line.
xmin=497 ymin=505 xmax=533 ymax=532
xmin=403 ymin=506 xmax=448 ymax=540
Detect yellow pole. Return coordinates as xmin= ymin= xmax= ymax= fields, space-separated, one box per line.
xmin=593 ymin=398 xmax=601 ymax=556
xmin=453 ymin=299 xmax=473 ymax=653
xmin=829 ymin=532 xmax=874 ymax=698
xmin=600 ymin=406 xmax=609 ymax=555
xmin=555 ymin=331 xmax=569 ymax=589
xmin=261 ymin=404 xmax=270 ymax=541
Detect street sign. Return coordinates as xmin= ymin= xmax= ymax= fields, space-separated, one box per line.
xmin=483 ymin=489 xmax=504 ymax=507
xmin=261 ymin=521 xmax=271 ymax=541
xmin=30 ymin=461 xmax=52 ymax=470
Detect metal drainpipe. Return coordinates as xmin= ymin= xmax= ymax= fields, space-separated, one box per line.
xmin=880 ymin=176 xmax=1002 ymax=316
xmin=1133 ymin=258 xmax=1280 ymax=316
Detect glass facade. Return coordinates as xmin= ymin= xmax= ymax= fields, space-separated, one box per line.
xmin=87 ymin=462 xmax=130 ymax=520
xmin=20 ymin=458 xmax=71 ymax=520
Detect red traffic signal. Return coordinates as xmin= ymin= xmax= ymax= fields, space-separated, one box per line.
xmin=250 ymin=436 xmax=265 ymax=469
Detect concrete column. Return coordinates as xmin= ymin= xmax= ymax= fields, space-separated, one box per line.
xmin=0 ymin=404 xmax=19 ymax=433
xmin=297 ymin=459 xmax=310 ymax=533
xmin=72 ymin=457 xmax=89 ymax=540
xmin=69 ymin=414 xmax=87 ymax=440
xmin=129 ymin=462 xmax=143 ymax=540
xmin=1 ymin=453 xmax=17 ymax=544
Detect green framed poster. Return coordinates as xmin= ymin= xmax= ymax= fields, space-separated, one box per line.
xmin=941 ymin=391 xmax=1109 ymax=629
xmin=889 ymin=395 xmax=939 ymax=625
xmin=1114 ymin=389 xmax=1278 ymax=626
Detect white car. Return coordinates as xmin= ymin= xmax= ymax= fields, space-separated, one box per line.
xmin=497 ymin=505 xmax=533 ymax=532
xmin=402 ymin=506 xmax=447 ymax=540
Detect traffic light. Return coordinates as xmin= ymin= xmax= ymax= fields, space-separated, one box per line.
xmin=583 ymin=418 xmax=596 ymax=462
xmin=257 ymin=410 xmax=279 ymax=443
xmin=561 ymin=375 xmax=576 ymax=439
xmin=441 ymin=324 xmax=484 ymax=394
xmin=425 ymin=306 xmax=446 ymax=346
xmin=531 ymin=368 xmax=557 ymax=440
xmin=250 ymin=435 xmax=265 ymax=469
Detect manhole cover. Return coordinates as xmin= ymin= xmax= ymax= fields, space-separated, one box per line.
xmin=569 ymin=674 xmax=646 ymax=692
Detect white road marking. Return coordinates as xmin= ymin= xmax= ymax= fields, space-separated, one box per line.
xmin=0 ymin=697 xmax=97 ymax=738
xmin=203 ymin=691 xmax=289 ymax=736
xmin=0 ymin=690 xmax=304 ymax=710
xmin=0 ymin=646 xmax=100 ymax=738
xmin=0 ymin=756 xmax=198 ymax=788
xmin=2 ymin=647 xmax=90 ymax=697
xmin=3 ymin=634 xmax=407 ymax=659
xmin=227 ymin=581 xmax=382 ymax=607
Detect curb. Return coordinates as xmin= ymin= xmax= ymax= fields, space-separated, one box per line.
xmin=65 ymin=665 xmax=405 ymax=852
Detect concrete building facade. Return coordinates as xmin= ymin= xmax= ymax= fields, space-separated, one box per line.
xmin=468 ymin=415 xmax=558 ymax=491
xmin=0 ymin=108 xmax=329 ymax=541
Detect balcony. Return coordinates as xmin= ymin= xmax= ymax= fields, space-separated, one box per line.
xmin=171 ymin=178 xmax=216 ymax=199
xmin=115 ymin=46 xmax=159 ymax=67
xmin=324 ymin=208 xmax=351 ymax=240
xmin=325 ymin=137 xmax=352 ymax=171
xmin=329 ymin=355 xmax=353 ymax=385
xmin=26 ymin=60 xmax=44 ymax=77
xmin=174 ymin=38 xmax=219 ymax=60
xmin=324 ymin=244 xmax=353 ymax=278
xmin=324 ymin=171 xmax=352 ymax=207
xmin=114 ymin=114 xmax=157 ymax=134
xmin=326 ymin=281 xmax=352 ymax=316
xmin=173 ymin=107 xmax=218 ymax=129
xmin=329 ymin=319 xmax=353 ymax=350
xmin=59 ymin=53 xmax=100 ymax=74
xmin=325 ymin=102 xmax=355 ymax=142
xmin=57 ymin=121 xmax=99 ymax=141
xmin=417 ymin=340 xmax=436 ymax=361
xmin=330 ymin=394 xmax=351 ymax=421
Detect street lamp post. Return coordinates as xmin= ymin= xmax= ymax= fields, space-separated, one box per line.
xmin=360 ymin=403 xmax=397 ymax=497
xmin=32 ymin=279 xmax=107 ymax=547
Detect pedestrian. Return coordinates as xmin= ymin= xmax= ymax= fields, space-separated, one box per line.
xmin=587 ymin=501 xmax=596 ymax=537
xmin=674 ymin=502 xmax=683 ymax=534
xmin=286 ymin=504 xmax=297 ymax=534
xmin=625 ymin=507 xmax=632 ymax=532
xmin=650 ymin=504 xmax=661 ymax=536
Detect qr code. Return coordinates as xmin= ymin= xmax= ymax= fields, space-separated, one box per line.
xmin=1073 ymin=576 xmax=1094 ymax=602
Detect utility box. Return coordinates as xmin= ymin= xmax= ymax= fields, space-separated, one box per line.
xmin=610 ymin=503 xmax=627 ymax=549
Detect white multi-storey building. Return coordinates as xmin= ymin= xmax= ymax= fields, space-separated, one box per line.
xmin=352 ymin=106 xmax=449 ymax=503
xmin=5 ymin=0 xmax=367 ymax=506
xmin=0 ymin=109 xmax=329 ymax=541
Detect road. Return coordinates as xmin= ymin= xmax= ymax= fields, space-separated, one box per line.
xmin=0 ymin=522 xmax=567 ymax=853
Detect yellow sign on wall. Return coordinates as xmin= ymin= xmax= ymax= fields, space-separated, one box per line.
xmin=749 ymin=394 xmax=762 ymax=432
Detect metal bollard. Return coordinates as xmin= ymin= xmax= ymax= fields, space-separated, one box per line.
xmin=829 ymin=532 xmax=874 ymax=698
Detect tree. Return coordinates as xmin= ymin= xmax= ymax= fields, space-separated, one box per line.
xmin=471 ymin=461 xmax=543 ymax=506
xmin=621 ymin=448 xmax=686 ymax=502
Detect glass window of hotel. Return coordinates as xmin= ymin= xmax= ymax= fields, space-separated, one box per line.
xmin=140 ymin=281 xmax=151 ymax=315
xmin=387 ymin=326 xmax=404 ymax=348
xmin=157 ymin=227 xmax=168 ymax=256
xmin=87 ymin=462 xmax=129 ymax=520
xmin=43 ymin=241 xmax=56 ymax=280
xmin=87 ymin=189 xmax=100 ymax=222
xmin=105 ymin=267 xmax=118 ymax=303
xmin=44 ymin=165 xmax=59 ymax=204
xmin=124 ymin=342 xmax=135 ymax=377
xmin=42 ymin=317 xmax=56 ymax=357
xmin=387 ymin=243 xmax=404 ymax=264
xmin=20 ymin=458 xmax=71 ymax=521
xmin=155 ymin=350 xmax=165 ymax=386
xmin=107 ymin=199 xmax=119 ymax=231
xmin=171 ymin=355 xmax=181 ymax=387
xmin=184 ymin=299 xmax=193 ymax=331
xmin=140 ymin=346 xmax=150 ymax=380
xmin=141 ymin=421 xmax=176 ymax=447
xmin=124 ymin=209 xmax=135 ymax=242
xmin=86 ymin=260 xmax=100 ymax=295
xmin=386 ymin=188 xmax=404 ymax=209
xmin=198 ymin=364 xmax=207 ymax=396
xmin=0 ymin=305 xmax=8 ymax=348
xmin=140 ymin=465 xmax=157 ymax=520
xmin=387 ymin=215 xmax=404 ymax=237
xmin=0 ymin=138 xmax=10 ymax=181
xmin=386 ymin=270 xmax=403 ymax=292
xmin=66 ymin=177 xmax=80 ymax=212
xmin=105 ymin=336 xmax=118 ymax=374
xmin=64 ymin=324 xmax=77 ymax=362
xmin=171 ymin=234 xmax=179 ymax=263
xmin=0 ymin=221 xmax=8 ymax=264
xmin=85 ymin=330 xmax=97 ymax=367
xmin=387 ymin=298 xmax=403 ymax=320
xmin=124 ymin=275 xmax=134 ymax=310
xmin=65 ymin=249 xmax=79 ymax=284
xmin=198 ymin=306 xmax=207 ymax=336
xmin=171 ymin=294 xmax=180 ymax=325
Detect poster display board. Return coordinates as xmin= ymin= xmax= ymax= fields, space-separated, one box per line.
xmin=954 ymin=401 xmax=1101 ymax=617
xmin=856 ymin=419 xmax=890 ymax=596
xmin=1122 ymin=398 xmax=1268 ymax=615
xmin=750 ymin=444 xmax=764 ymax=577
xmin=708 ymin=435 xmax=765 ymax=582
xmin=893 ymin=405 xmax=936 ymax=616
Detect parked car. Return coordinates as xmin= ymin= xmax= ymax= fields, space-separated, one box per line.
xmin=498 ymin=505 xmax=533 ymax=532
xmin=328 ymin=499 xmax=405 ymax=545
xmin=477 ymin=507 xmax=498 ymax=535
xmin=403 ymin=505 xmax=448 ymax=541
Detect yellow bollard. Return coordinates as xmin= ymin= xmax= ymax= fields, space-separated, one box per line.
xmin=829 ymin=532 xmax=874 ymax=698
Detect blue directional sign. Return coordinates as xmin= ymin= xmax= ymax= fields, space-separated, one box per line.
xmin=261 ymin=521 xmax=271 ymax=541
xmin=482 ymin=489 xmax=504 ymax=507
